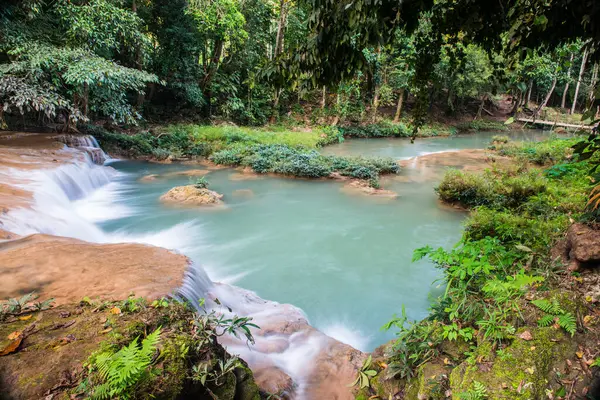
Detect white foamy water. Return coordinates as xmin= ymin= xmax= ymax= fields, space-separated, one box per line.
xmin=0 ymin=142 xmax=347 ymax=399
xmin=322 ymin=322 xmax=370 ymax=352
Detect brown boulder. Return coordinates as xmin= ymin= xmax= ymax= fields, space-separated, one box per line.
xmin=160 ymin=185 xmax=224 ymax=207
xmin=564 ymin=223 xmax=600 ymax=270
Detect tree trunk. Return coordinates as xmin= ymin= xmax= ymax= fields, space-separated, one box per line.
xmin=562 ymin=53 xmax=574 ymax=109
xmin=393 ymin=89 xmax=405 ymax=122
xmin=274 ymin=0 xmax=287 ymax=57
xmin=320 ymin=86 xmax=326 ymax=109
xmin=270 ymin=0 xmax=287 ymax=123
xmin=572 ymin=47 xmax=589 ymax=114
xmin=525 ymin=79 xmax=533 ymax=108
xmin=372 ymin=84 xmax=380 ymax=120
xmin=534 ymin=77 xmax=557 ymax=121
xmin=588 ymin=62 xmax=598 ymax=107
xmin=83 ymin=83 xmax=89 ymax=117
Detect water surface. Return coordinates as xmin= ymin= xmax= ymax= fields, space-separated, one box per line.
xmin=97 ymin=131 xmax=542 ymax=351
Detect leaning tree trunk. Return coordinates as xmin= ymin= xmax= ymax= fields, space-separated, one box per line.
xmin=393 ymin=89 xmax=405 ymax=122
xmin=562 ymin=53 xmax=574 ymax=109
xmin=534 ymin=77 xmax=557 ymax=121
xmin=572 ymin=47 xmax=589 ymax=114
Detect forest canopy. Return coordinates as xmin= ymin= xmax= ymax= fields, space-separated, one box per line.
xmin=1 ymin=0 xmax=599 ymax=130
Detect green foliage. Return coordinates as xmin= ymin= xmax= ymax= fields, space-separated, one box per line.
xmin=382 ymin=306 xmax=442 ymax=380
xmin=89 ymin=328 xmax=161 ymax=399
xmin=494 ymin=138 xmax=576 ymax=166
xmin=350 ymin=355 xmax=378 ymax=389
xmin=0 ymin=292 xmax=54 ymax=320
xmin=458 ymin=381 xmax=488 ymax=400
xmin=192 ymin=176 xmax=210 ymax=189
xmin=532 ymin=298 xmax=576 ymax=336
xmin=210 ymin=143 xmax=399 ymax=181
xmin=436 ymin=168 xmax=548 ymax=209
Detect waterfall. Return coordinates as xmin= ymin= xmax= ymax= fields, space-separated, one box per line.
xmin=0 ymin=137 xmax=359 ymax=399
xmin=57 ymin=134 xmax=109 ymax=165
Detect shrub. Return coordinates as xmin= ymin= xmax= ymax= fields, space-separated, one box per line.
xmin=151 ymin=148 xmax=170 ymax=160
xmin=464 ymin=207 xmax=569 ymax=251
xmin=192 ymin=176 xmax=209 ymax=189
xmin=436 ymin=169 xmax=497 ymax=207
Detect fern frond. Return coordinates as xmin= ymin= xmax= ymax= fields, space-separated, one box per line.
xmin=550 ymin=299 xmax=565 ymax=315
xmin=557 ymin=313 xmax=576 ymax=336
xmin=532 ymin=299 xmax=553 ymax=313
xmin=537 ymin=315 xmax=555 ymax=327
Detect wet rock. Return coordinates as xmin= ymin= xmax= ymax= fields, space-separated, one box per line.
xmin=160 ymin=185 xmax=224 ymax=207
xmin=0 ymin=234 xmax=189 ymax=304
xmin=253 ymin=366 xmax=294 ymax=395
xmin=341 ymin=180 xmax=398 ymax=198
xmin=139 ymin=174 xmax=159 ymax=182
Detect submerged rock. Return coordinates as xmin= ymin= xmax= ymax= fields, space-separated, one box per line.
xmin=163 ymin=169 xmax=210 ymax=178
xmin=232 ymin=189 xmax=254 ymax=197
xmin=341 ymin=180 xmax=398 ymax=198
xmin=160 ymin=185 xmax=224 ymax=207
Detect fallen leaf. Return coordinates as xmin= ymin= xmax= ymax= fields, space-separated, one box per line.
xmin=109 ymin=307 xmax=121 ymax=315
xmin=18 ymin=315 xmax=32 ymax=321
xmin=501 ymin=383 xmax=508 ymax=389
xmin=583 ymin=315 xmax=594 ymax=325
xmin=443 ymin=358 xmax=451 ymax=365
xmin=586 ymin=359 xmax=594 ymax=366
xmin=7 ymin=331 xmax=21 ymax=340
xmin=0 ymin=336 xmax=22 ymax=356
xmin=530 ymin=346 xmax=536 ymax=351
xmin=100 ymin=327 xmax=113 ymax=334
xmin=566 ymin=359 xmax=573 ymax=367
xmin=586 ymin=295 xmax=594 ymax=303
xmin=525 ymin=367 xmax=535 ymax=375
xmin=576 ymin=351 xmax=584 ymax=359
xmin=519 ymin=330 xmax=533 ymax=341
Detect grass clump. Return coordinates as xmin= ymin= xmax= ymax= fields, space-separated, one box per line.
xmin=493 ymin=137 xmax=576 ymax=165
xmin=436 ymin=168 xmax=548 ymax=209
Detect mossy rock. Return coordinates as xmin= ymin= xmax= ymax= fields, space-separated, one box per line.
xmin=0 ymin=300 xmax=263 ymax=400
xmin=450 ymin=327 xmax=575 ymax=399
xmin=404 ymin=360 xmax=450 ymax=400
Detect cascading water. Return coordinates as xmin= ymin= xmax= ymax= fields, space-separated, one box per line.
xmin=57 ymin=134 xmax=110 ymax=165
xmin=0 ymin=137 xmax=346 ymax=399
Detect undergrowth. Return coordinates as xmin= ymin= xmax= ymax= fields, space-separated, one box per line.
xmin=382 ymin=137 xmax=594 ymax=388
